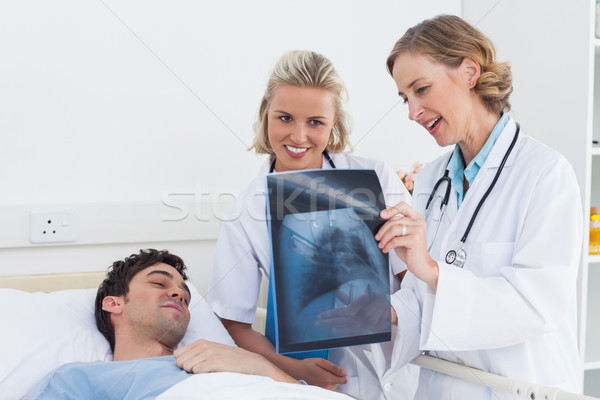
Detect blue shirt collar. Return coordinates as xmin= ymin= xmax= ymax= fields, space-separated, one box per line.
xmin=447 ymin=113 xmax=509 ymax=207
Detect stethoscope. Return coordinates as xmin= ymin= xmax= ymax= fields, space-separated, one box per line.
xmin=425 ymin=123 xmax=520 ymax=268
xmin=269 ymin=150 xmax=336 ymax=173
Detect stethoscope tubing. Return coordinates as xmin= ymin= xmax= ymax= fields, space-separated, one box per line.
xmin=425 ymin=122 xmax=521 ymax=265
xmin=459 ymin=123 xmax=520 ymax=244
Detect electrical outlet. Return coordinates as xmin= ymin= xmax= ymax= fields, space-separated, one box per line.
xmin=30 ymin=209 xmax=78 ymax=243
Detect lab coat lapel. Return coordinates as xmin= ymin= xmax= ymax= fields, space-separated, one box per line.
xmin=438 ymin=117 xmax=520 ymax=269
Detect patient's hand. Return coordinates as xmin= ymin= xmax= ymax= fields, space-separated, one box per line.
xmin=293 ymin=357 xmax=348 ymax=390
xmin=174 ymin=339 xmax=297 ymax=384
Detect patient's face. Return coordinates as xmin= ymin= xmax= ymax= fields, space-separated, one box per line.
xmin=267 ymin=85 xmax=336 ymax=172
xmin=122 ymin=263 xmax=191 ymax=349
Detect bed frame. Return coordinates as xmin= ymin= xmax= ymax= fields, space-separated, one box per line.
xmin=1 ymin=272 xmax=592 ymax=400
xmin=0 ymin=271 xmax=106 ymax=292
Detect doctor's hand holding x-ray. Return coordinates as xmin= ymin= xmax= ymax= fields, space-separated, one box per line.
xmin=376 ymin=202 xmax=438 ymax=290
xmin=371 ymin=14 xmax=583 ymax=400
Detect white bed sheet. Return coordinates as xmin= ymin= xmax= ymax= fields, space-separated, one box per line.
xmin=157 ymin=372 xmax=357 ymax=400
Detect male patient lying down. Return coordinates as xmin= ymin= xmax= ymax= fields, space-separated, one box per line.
xmin=25 ymin=249 xmax=351 ymax=400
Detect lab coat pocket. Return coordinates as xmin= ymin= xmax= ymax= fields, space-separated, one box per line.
xmin=467 ymin=241 xmax=515 ymax=277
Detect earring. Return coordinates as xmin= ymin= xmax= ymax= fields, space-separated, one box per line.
xmin=469 ymin=80 xmax=475 ymax=86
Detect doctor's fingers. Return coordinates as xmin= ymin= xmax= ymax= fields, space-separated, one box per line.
xmin=380 ymin=201 xmax=418 ymax=220
xmin=375 ymin=216 xmax=410 ymax=242
xmin=376 ymin=219 xmax=425 ymax=252
xmin=312 ymin=358 xmax=348 ymax=378
xmin=296 ymin=358 xmax=347 ymax=389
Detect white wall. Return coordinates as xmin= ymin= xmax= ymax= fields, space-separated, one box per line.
xmin=462 ymin=0 xmax=592 ymax=198
xmin=0 ymin=0 xmax=460 ymax=291
xmin=0 ymin=0 xmax=459 ymax=205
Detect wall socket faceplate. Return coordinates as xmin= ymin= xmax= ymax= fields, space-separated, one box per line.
xmin=30 ymin=209 xmax=78 ymax=243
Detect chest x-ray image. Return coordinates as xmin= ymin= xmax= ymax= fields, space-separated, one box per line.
xmin=266 ymin=169 xmax=391 ymax=354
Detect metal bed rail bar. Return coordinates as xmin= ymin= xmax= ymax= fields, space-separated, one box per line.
xmin=411 ymin=355 xmax=598 ymax=400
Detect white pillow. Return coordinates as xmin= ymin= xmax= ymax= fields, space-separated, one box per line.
xmin=180 ymin=284 xmax=236 ymax=348
xmin=0 ymin=282 xmax=234 ymax=400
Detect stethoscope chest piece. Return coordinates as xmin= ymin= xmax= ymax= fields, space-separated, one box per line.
xmin=445 ymin=248 xmax=466 ymax=268
xmin=429 ymin=121 xmax=520 ymax=270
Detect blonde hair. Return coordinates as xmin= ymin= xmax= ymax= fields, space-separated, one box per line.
xmin=250 ymin=50 xmax=352 ymax=155
xmin=386 ymin=15 xmax=512 ymax=115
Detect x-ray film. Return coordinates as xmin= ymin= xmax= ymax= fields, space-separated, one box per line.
xmin=266 ymin=169 xmax=392 ymax=354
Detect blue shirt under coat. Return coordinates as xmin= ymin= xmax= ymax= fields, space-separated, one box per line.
xmin=447 ymin=113 xmax=509 ymax=207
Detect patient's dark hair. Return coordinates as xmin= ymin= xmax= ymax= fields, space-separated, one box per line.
xmin=94 ymin=249 xmax=188 ymax=352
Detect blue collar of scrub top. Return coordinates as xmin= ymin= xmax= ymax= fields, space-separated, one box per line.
xmin=447 ymin=113 xmax=510 ymax=208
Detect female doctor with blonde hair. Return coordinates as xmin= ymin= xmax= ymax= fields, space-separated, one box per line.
xmin=375 ymin=14 xmax=582 ymax=399
xmin=208 ymin=50 xmax=418 ymax=400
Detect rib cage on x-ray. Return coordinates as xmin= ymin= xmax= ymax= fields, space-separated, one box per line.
xmin=281 ymin=208 xmax=388 ymax=312
xmin=266 ymin=169 xmax=392 ymax=353
xmin=276 ymin=207 xmax=389 ymax=348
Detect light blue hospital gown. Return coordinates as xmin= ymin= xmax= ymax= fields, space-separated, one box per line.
xmin=27 ymin=356 xmax=191 ymax=400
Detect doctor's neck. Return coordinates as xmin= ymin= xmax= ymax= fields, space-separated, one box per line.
xmin=458 ymin=110 xmax=501 ymax=166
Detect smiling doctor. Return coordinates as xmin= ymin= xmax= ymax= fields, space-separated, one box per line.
xmin=208 ymin=50 xmax=417 ymax=400
xmin=375 ymin=15 xmax=583 ymax=399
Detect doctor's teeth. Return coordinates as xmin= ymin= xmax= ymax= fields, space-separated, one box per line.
xmin=427 ymin=117 xmax=441 ymax=129
xmin=285 ymin=146 xmax=308 ymax=154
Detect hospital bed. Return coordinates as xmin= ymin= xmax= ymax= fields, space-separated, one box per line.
xmin=0 ymin=273 xmax=596 ymax=400
xmin=0 ymin=272 xmax=351 ymax=400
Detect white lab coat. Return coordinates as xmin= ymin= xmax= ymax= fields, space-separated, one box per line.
xmin=385 ymin=117 xmax=583 ymax=399
xmin=208 ymin=152 xmax=418 ymax=400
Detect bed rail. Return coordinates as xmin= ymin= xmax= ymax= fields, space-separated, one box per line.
xmin=411 ymin=354 xmax=598 ymax=400
xmin=238 ymin=306 xmax=600 ymax=399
